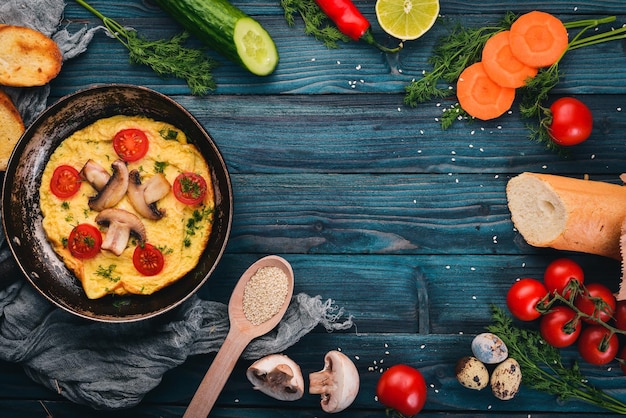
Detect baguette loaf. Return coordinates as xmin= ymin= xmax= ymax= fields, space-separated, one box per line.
xmin=506 ymin=172 xmax=626 ymax=259
xmin=0 ymin=25 xmax=62 ymax=87
xmin=0 ymin=89 xmax=24 ymax=170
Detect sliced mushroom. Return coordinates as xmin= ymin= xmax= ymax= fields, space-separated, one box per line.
xmin=127 ymin=170 xmax=169 ymax=220
xmin=95 ymin=208 xmax=146 ymax=256
xmin=246 ymin=354 xmax=304 ymax=401
xmin=79 ymin=159 xmax=110 ymax=192
xmin=309 ymin=350 xmax=360 ymax=413
xmin=88 ymin=160 xmax=129 ymax=211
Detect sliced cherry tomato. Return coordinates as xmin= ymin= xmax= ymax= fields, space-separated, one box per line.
xmin=50 ymin=165 xmax=82 ymax=199
xmin=543 ymin=258 xmax=584 ymax=299
xmin=133 ymin=243 xmax=164 ymax=276
xmin=67 ymin=223 xmax=102 ymax=259
xmin=113 ymin=128 xmax=149 ymax=162
xmin=539 ymin=306 xmax=581 ymax=348
xmin=173 ymin=172 xmax=208 ymax=205
xmin=376 ymin=364 xmax=427 ymax=417
xmin=577 ymin=325 xmax=619 ymax=365
xmin=574 ymin=283 xmax=616 ymax=323
xmin=506 ymin=278 xmax=548 ymax=321
xmin=548 ymin=97 xmax=593 ymax=146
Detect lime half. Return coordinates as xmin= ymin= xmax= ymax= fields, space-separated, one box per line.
xmin=375 ymin=0 xmax=440 ymax=41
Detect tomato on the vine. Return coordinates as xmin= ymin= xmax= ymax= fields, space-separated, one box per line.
xmin=574 ymin=283 xmax=616 ymax=323
xmin=133 ymin=243 xmax=164 ymax=276
xmin=547 ymin=97 xmax=593 ymax=146
xmin=543 ymin=258 xmax=584 ymax=298
xmin=67 ymin=223 xmax=102 ymax=259
xmin=376 ymin=364 xmax=427 ymax=417
xmin=614 ymin=300 xmax=626 ymax=331
xmin=50 ymin=165 xmax=82 ymax=199
xmin=506 ymin=278 xmax=548 ymax=321
xmin=539 ymin=305 xmax=581 ymax=348
xmin=577 ymin=325 xmax=618 ymax=365
xmin=113 ymin=128 xmax=149 ymax=162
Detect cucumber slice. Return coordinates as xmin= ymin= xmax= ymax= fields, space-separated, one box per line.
xmin=234 ymin=18 xmax=278 ymax=76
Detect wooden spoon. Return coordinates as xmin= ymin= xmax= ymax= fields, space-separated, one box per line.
xmin=183 ymin=255 xmax=295 ymax=418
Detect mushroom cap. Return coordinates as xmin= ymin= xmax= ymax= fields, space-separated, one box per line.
xmin=246 ymin=354 xmax=304 ymax=401
xmin=309 ymin=350 xmax=360 ymax=413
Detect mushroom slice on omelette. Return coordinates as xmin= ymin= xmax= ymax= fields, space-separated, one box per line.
xmin=39 ymin=115 xmax=215 ymax=299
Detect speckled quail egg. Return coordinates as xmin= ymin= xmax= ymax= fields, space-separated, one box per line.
xmin=455 ymin=356 xmax=489 ymax=390
xmin=471 ymin=332 xmax=508 ymax=364
xmin=490 ymin=358 xmax=522 ymax=400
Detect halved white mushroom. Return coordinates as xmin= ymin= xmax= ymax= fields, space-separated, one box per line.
xmin=79 ymin=159 xmax=110 ymax=192
xmin=127 ymin=169 xmax=170 ymax=220
xmin=95 ymin=208 xmax=146 ymax=256
xmin=246 ymin=354 xmax=304 ymax=401
xmin=309 ymin=350 xmax=360 ymax=413
xmin=88 ymin=160 xmax=129 ymax=211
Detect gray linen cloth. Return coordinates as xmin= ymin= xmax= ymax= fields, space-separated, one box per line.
xmin=0 ymin=0 xmax=354 ymax=410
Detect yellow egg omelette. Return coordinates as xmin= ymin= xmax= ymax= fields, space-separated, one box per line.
xmin=39 ymin=115 xmax=215 ymax=299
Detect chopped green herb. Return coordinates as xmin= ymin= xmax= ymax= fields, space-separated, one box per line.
xmin=154 ymin=161 xmax=168 ymax=174
xmin=61 ymin=201 xmax=70 ymax=210
xmin=95 ymin=264 xmax=121 ymax=283
xmin=160 ymin=128 xmax=179 ymax=141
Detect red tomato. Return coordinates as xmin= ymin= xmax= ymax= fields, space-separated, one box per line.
xmin=113 ymin=128 xmax=149 ymax=162
xmin=543 ymin=258 xmax=584 ymax=299
xmin=574 ymin=283 xmax=616 ymax=323
xmin=577 ymin=325 xmax=619 ymax=365
xmin=173 ymin=172 xmax=208 ymax=205
xmin=133 ymin=243 xmax=164 ymax=276
xmin=506 ymin=278 xmax=548 ymax=321
xmin=376 ymin=364 xmax=427 ymax=417
xmin=539 ymin=306 xmax=581 ymax=348
xmin=50 ymin=165 xmax=81 ymax=199
xmin=615 ymin=300 xmax=626 ymax=331
xmin=548 ymin=97 xmax=593 ymax=146
xmin=67 ymin=224 xmax=102 ymax=259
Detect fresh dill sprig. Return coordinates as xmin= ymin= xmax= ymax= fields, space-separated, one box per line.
xmin=404 ymin=12 xmax=517 ymax=107
xmin=488 ymin=306 xmax=626 ymax=414
xmin=280 ymin=0 xmax=349 ymax=48
xmin=75 ymin=0 xmax=218 ymax=95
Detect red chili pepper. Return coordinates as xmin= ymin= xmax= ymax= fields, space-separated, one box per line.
xmin=314 ymin=0 xmax=401 ymax=53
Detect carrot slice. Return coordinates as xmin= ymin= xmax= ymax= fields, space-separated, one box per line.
xmin=456 ymin=62 xmax=516 ymax=120
xmin=482 ymin=31 xmax=538 ymax=88
xmin=509 ymin=11 xmax=568 ymax=68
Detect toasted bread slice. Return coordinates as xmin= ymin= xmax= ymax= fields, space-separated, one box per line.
xmin=0 ymin=89 xmax=24 ymax=170
xmin=0 ymin=25 xmax=62 ymax=87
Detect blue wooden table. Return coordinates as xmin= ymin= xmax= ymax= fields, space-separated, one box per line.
xmin=2 ymin=0 xmax=626 ymax=416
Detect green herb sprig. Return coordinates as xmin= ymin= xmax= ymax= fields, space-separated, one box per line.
xmin=488 ymin=306 xmax=626 ymax=414
xmin=404 ymin=12 xmax=517 ymax=107
xmin=280 ymin=0 xmax=349 ymax=48
xmin=75 ymin=0 xmax=218 ymax=95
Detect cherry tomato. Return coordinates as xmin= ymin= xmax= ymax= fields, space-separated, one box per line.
xmin=574 ymin=283 xmax=616 ymax=323
xmin=50 ymin=165 xmax=81 ymax=199
xmin=113 ymin=128 xmax=149 ymax=162
xmin=133 ymin=243 xmax=164 ymax=276
xmin=614 ymin=300 xmax=626 ymax=331
xmin=539 ymin=306 xmax=581 ymax=348
xmin=67 ymin=224 xmax=102 ymax=259
xmin=376 ymin=364 xmax=427 ymax=417
xmin=548 ymin=97 xmax=593 ymax=146
xmin=173 ymin=172 xmax=208 ymax=205
xmin=618 ymin=346 xmax=626 ymax=375
xmin=577 ymin=325 xmax=619 ymax=365
xmin=506 ymin=278 xmax=548 ymax=321
xmin=543 ymin=258 xmax=584 ymax=299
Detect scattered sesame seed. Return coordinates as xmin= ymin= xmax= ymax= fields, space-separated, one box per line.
xmin=243 ymin=266 xmax=289 ymax=325
xmin=355 ymin=64 xmax=361 ymax=70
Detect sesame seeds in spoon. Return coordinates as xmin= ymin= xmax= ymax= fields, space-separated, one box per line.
xmin=183 ymin=255 xmax=294 ymax=418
